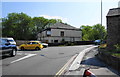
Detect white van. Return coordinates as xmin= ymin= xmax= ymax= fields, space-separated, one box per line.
xmin=2 ymin=37 xmax=16 ymax=45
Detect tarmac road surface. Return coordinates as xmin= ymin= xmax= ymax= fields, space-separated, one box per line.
xmin=2 ymin=45 xmax=93 ymax=76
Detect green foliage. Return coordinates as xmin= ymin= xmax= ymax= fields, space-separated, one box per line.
xmin=104 ymin=50 xmax=120 ymax=58
xmin=56 ymin=19 xmax=62 ymax=23
xmin=112 ymin=53 xmax=120 ymax=57
xmin=2 ymin=13 xmax=34 ymax=40
xmin=80 ymin=24 xmax=107 ymax=41
xmin=2 ymin=12 xmax=63 ymax=40
xmin=32 ymin=17 xmax=49 ymax=35
xmin=92 ymin=24 xmax=106 ymax=40
xmin=114 ymin=44 xmax=120 ymax=51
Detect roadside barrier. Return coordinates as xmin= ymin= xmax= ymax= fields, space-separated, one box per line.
xmin=83 ymin=69 xmax=96 ymax=77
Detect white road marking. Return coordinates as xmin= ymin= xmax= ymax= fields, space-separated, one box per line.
xmin=11 ymin=54 xmax=37 ymax=64
xmin=55 ymin=54 xmax=78 ymax=76
xmin=17 ymin=53 xmax=25 ymax=55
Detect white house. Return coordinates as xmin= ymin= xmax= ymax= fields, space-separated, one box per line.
xmin=37 ymin=22 xmax=82 ymax=43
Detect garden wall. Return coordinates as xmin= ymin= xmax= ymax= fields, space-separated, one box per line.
xmin=97 ymin=49 xmax=120 ymax=73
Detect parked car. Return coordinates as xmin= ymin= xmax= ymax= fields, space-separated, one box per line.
xmin=19 ymin=41 xmax=43 ymax=50
xmin=41 ymin=43 xmax=48 ymax=48
xmin=2 ymin=37 xmax=16 ymax=45
xmin=94 ymin=40 xmax=101 ymax=45
xmin=0 ymin=38 xmax=17 ymax=57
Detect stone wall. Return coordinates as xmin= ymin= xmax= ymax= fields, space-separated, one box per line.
xmin=106 ymin=8 xmax=120 ymax=50
xmin=98 ymin=49 xmax=120 ymax=73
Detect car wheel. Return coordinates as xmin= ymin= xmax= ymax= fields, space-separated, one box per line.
xmin=10 ymin=48 xmax=16 ymax=57
xmin=21 ymin=47 xmax=24 ymax=50
xmin=35 ymin=47 xmax=40 ymax=50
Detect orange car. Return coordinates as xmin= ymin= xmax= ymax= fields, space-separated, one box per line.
xmin=19 ymin=41 xmax=43 ymax=50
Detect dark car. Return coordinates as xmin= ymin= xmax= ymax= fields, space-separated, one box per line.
xmin=0 ymin=38 xmax=17 ymax=57
xmin=94 ymin=40 xmax=101 ymax=45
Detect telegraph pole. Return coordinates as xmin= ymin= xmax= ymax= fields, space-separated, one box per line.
xmin=100 ymin=0 xmax=103 ymax=40
xmin=119 ymin=1 xmax=120 ymax=7
xmin=101 ymin=0 xmax=102 ymax=26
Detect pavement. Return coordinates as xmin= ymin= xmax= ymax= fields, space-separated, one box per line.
xmin=63 ymin=46 xmax=120 ymax=77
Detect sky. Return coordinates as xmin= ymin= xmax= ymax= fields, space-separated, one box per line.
xmin=2 ymin=0 xmax=120 ymax=28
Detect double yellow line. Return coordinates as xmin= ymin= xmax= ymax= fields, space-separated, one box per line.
xmin=54 ymin=54 xmax=78 ymax=77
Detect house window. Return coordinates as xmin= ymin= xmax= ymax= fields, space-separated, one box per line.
xmin=61 ymin=31 xmax=64 ymax=37
xmin=54 ymin=40 xmax=58 ymax=43
xmin=46 ymin=30 xmax=51 ymax=37
xmin=51 ymin=40 xmax=53 ymax=43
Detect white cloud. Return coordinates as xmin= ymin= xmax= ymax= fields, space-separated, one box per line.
xmin=40 ymin=15 xmax=69 ymax=23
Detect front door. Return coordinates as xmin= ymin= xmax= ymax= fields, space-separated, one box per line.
xmin=25 ymin=42 xmax=32 ymax=49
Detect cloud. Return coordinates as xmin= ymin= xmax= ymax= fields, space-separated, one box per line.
xmin=40 ymin=15 xmax=69 ymax=23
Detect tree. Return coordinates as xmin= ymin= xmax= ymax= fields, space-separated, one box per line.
xmin=32 ymin=17 xmax=61 ymax=39
xmin=2 ymin=12 xmax=64 ymax=40
xmin=92 ymin=24 xmax=106 ymax=40
xmin=32 ymin=17 xmax=49 ymax=35
xmin=56 ymin=19 xmax=62 ymax=23
xmin=80 ymin=25 xmax=93 ymax=41
xmin=2 ymin=12 xmax=34 ymax=40
xmin=80 ymin=24 xmax=107 ymax=41
xmin=46 ymin=19 xmax=63 ymax=28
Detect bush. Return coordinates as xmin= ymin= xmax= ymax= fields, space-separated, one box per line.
xmin=114 ymin=44 xmax=120 ymax=52
xmin=99 ymin=44 xmax=107 ymax=49
xmin=112 ymin=53 xmax=120 ymax=57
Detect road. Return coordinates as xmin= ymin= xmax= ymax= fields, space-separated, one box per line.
xmin=2 ymin=45 xmax=93 ymax=76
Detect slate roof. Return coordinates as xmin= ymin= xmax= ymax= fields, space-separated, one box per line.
xmin=107 ymin=8 xmax=120 ymax=16
xmin=47 ymin=22 xmax=80 ymax=30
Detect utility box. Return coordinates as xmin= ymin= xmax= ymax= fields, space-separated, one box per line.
xmin=106 ymin=8 xmax=120 ymax=50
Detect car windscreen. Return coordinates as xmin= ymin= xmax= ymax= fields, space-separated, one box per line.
xmin=0 ymin=39 xmax=7 ymax=45
xmin=39 ymin=42 xmax=42 ymax=44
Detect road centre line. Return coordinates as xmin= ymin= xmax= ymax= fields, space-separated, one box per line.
xmin=11 ymin=54 xmax=37 ymax=64
xmin=55 ymin=54 xmax=78 ymax=77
